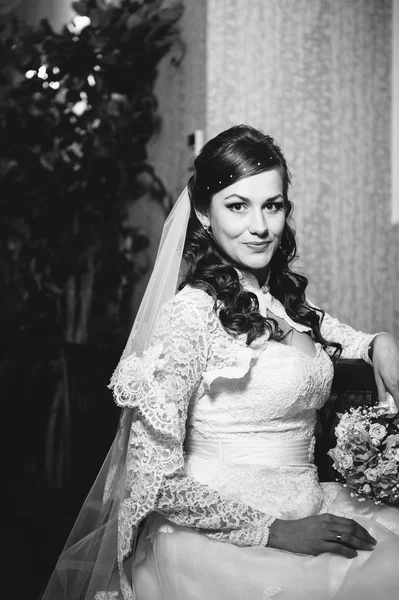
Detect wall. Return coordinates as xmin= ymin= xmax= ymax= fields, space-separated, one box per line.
xmin=147 ymin=0 xmax=207 ymax=200
xmin=15 ymin=0 xmax=73 ymax=29
xmin=205 ymin=0 xmax=398 ymax=335
xmin=132 ymin=0 xmax=207 ymax=317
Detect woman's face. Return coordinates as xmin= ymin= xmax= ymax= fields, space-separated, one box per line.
xmin=200 ymin=170 xmax=286 ymax=284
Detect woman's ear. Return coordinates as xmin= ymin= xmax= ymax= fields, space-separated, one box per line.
xmin=194 ymin=208 xmax=210 ymax=230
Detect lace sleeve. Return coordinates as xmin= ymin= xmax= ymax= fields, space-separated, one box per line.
xmin=110 ymin=288 xmax=274 ymax=553
xmin=317 ymin=308 xmax=380 ymax=365
xmin=156 ymin=472 xmax=275 ymax=546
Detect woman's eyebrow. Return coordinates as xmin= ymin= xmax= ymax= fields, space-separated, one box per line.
xmin=223 ymin=193 xmax=283 ymax=202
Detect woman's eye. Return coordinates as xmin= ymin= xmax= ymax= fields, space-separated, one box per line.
xmin=265 ymin=202 xmax=284 ymax=212
xmin=228 ymin=203 xmax=245 ymax=212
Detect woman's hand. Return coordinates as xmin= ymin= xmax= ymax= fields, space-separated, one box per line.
xmin=268 ymin=514 xmax=377 ymax=558
xmin=370 ymin=334 xmax=399 ymax=411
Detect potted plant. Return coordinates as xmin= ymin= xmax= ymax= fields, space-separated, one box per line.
xmin=0 ymin=0 xmax=183 ymax=346
xmin=0 ymin=7 xmax=183 ymax=584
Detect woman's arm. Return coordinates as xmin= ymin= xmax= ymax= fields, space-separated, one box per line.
xmin=156 ymin=472 xmax=274 ymax=546
xmin=314 ymin=304 xmax=399 ymax=409
xmin=111 ymin=288 xmax=274 ymax=547
xmin=317 ymin=308 xmax=379 ymax=363
xmin=367 ymin=333 xmax=399 ymax=410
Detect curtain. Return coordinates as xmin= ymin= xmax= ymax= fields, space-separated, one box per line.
xmin=206 ymin=0 xmax=398 ymax=336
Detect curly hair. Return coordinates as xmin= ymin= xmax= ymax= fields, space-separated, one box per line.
xmin=181 ymin=125 xmax=341 ymax=355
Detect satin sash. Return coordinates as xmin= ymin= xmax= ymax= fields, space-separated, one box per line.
xmin=184 ymin=435 xmax=313 ymax=467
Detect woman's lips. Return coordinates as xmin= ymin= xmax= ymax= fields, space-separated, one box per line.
xmin=244 ymin=241 xmax=271 ymax=250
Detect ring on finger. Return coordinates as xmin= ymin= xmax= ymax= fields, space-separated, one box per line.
xmin=336 ymin=533 xmax=342 ymax=542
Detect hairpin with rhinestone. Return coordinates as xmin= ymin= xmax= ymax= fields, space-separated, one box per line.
xmin=204 ymin=157 xmax=274 ymax=191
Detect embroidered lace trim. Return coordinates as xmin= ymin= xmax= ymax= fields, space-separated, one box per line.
xmin=314 ymin=304 xmax=378 ymax=363
xmin=94 ymin=593 xmax=120 ymax=600
xmin=263 ymin=585 xmax=283 ymax=599
xmin=239 ymin=271 xmax=376 ymax=361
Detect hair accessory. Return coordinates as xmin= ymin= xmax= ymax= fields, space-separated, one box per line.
xmin=204 ymin=155 xmax=276 ymax=192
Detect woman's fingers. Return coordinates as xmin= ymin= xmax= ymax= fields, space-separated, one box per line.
xmin=326 ymin=530 xmax=376 ymax=551
xmin=329 ymin=521 xmax=376 ymax=545
xmin=325 ymin=542 xmax=358 ymax=559
xmin=320 ymin=514 xmax=377 ymax=550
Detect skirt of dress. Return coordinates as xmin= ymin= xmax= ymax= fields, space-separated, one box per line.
xmin=132 ymin=483 xmax=399 ymax=600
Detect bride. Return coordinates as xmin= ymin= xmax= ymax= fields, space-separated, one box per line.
xmin=41 ymin=125 xmax=399 ymax=600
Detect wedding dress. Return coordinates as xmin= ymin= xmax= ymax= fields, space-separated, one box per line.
xmin=106 ymin=271 xmax=399 ymax=600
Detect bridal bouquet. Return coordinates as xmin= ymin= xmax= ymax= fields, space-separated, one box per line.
xmin=328 ymin=401 xmax=399 ymax=506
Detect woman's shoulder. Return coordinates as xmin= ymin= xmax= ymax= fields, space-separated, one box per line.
xmin=159 ymin=285 xmax=216 ymax=324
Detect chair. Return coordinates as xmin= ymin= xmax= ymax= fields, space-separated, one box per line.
xmin=315 ymin=359 xmax=378 ymax=481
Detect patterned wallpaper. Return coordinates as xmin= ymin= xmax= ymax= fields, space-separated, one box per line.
xmin=206 ymin=0 xmax=398 ymax=336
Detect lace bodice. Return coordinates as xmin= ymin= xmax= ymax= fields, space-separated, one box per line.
xmin=109 ymin=273 xmax=377 ymax=573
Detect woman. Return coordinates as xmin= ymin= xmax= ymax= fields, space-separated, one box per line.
xmin=42 ymin=125 xmax=399 ymax=600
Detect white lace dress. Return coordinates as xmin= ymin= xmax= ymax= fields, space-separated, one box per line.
xmin=110 ymin=273 xmax=399 ymax=600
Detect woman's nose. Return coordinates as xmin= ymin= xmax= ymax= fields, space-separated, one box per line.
xmin=248 ymin=211 xmax=268 ymax=236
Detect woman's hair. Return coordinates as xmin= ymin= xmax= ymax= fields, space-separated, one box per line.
xmin=181 ymin=124 xmax=341 ymax=355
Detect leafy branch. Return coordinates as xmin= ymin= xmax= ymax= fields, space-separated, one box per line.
xmin=0 ymin=0 xmax=183 ymax=345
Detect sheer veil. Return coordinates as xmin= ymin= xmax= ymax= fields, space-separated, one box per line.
xmin=40 ymin=188 xmax=191 ymax=600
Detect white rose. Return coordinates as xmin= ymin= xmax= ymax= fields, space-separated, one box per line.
xmin=385 ymin=434 xmax=399 ymax=449
xmin=335 ymin=423 xmax=348 ymax=438
xmin=384 ymin=446 xmax=399 ymax=462
xmin=369 ymin=423 xmax=387 ymax=441
xmin=341 ymin=455 xmax=354 ymax=470
xmin=354 ymin=422 xmax=366 ymax=434
xmin=382 ymin=461 xmax=398 ymax=476
xmin=365 ymin=467 xmax=379 ymax=481
xmin=362 ymin=484 xmax=371 ymax=494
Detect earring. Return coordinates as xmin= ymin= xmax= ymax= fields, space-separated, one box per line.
xmin=203 ymin=224 xmax=210 ymax=232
